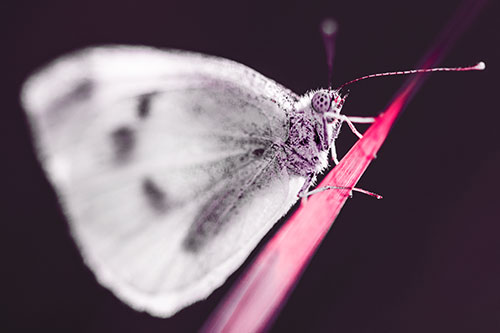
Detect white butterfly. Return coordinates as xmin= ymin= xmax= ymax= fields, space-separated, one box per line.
xmin=21 ymin=45 xmax=370 ymax=317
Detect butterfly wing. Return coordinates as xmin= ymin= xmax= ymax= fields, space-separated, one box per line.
xmin=21 ymin=46 xmax=306 ymax=317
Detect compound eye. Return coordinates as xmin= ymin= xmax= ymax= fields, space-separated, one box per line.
xmin=311 ymin=91 xmax=332 ymax=113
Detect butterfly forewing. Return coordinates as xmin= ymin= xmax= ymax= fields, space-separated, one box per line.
xmin=22 ymin=46 xmax=306 ymax=316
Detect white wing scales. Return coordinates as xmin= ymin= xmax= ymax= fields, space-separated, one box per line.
xmin=22 ymin=46 xmax=306 ymax=316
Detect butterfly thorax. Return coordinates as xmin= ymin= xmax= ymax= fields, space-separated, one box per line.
xmin=281 ymin=102 xmax=331 ymax=178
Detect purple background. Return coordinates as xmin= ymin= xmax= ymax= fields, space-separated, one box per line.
xmin=4 ymin=0 xmax=499 ymax=332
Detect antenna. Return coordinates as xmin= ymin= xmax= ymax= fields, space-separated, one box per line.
xmin=320 ymin=18 xmax=338 ymax=88
xmin=336 ymin=62 xmax=485 ymax=90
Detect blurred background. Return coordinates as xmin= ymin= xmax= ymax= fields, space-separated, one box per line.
xmin=3 ymin=0 xmax=499 ymax=331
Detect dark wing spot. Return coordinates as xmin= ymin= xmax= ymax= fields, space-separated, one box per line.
xmin=111 ymin=126 xmax=135 ymax=162
xmin=137 ymin=93 xmax=154 ymax=119
xmin=52 ymin=79 xmax=94 ymax=112
xmin=70 ymin=79 xmax=93 ymax=100
xmin=142 ymin=177 xmax=168 ymax=213
xmin=252 ymin=148 xmax=265 ymax=157
xmin=192 ymin=104 xmax=203 ymax=114
xmin=183 ymin=188 xmax=238 ymax=252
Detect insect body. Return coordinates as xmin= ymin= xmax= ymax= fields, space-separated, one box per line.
xmin=22 ymin=46 xmax=352 ymax=317
xmin=281 ymin=89 xmax=348 ymax=194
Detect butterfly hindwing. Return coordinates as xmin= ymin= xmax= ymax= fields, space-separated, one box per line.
xmin=22 ymin=46 xmax=306 ymax=316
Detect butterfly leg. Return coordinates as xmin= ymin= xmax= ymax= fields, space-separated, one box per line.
xmin=338 ymin=117 xmax=378 ymax=161
xmin=342 ymin=116 xmax=364 ymax=139
xmin=326 ymin=113 xmax=375 ymax=139
xmin=344 ymin=116 xmax=376 ymax=139
xmin=330 ymin=142 xmax=340 ymax=165
xmin=298 ymin=173 xmax=316 ymax=200
xmin=301 ymin=185 xmax=383 ymax=202
xmin=346 ymin=116 xmax=376 ymax=123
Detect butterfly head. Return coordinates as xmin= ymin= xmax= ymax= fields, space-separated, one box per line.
xmin=300 ymin=88 xmax=350 ymax=155
xmin=311 ymin=89 xmax=348 ymax=120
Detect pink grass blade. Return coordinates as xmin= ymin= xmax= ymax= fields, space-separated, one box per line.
xmin=202 ymin=1 xmax=487 ymax=332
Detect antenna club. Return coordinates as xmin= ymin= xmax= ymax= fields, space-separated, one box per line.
xmin=321 ymin=18 xmax=338 ymax=36
xmin=475 ymin=61 xmax=486 ymax=70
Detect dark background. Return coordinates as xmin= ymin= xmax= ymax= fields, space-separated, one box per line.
xmin=4 ymin=0 xmax=499 ymax=332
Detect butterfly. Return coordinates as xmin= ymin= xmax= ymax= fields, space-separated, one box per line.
xmin=23 ymin=45 xmax=480 ymax=317
xmin=21 ymin=45 xmax=370 ymax=317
